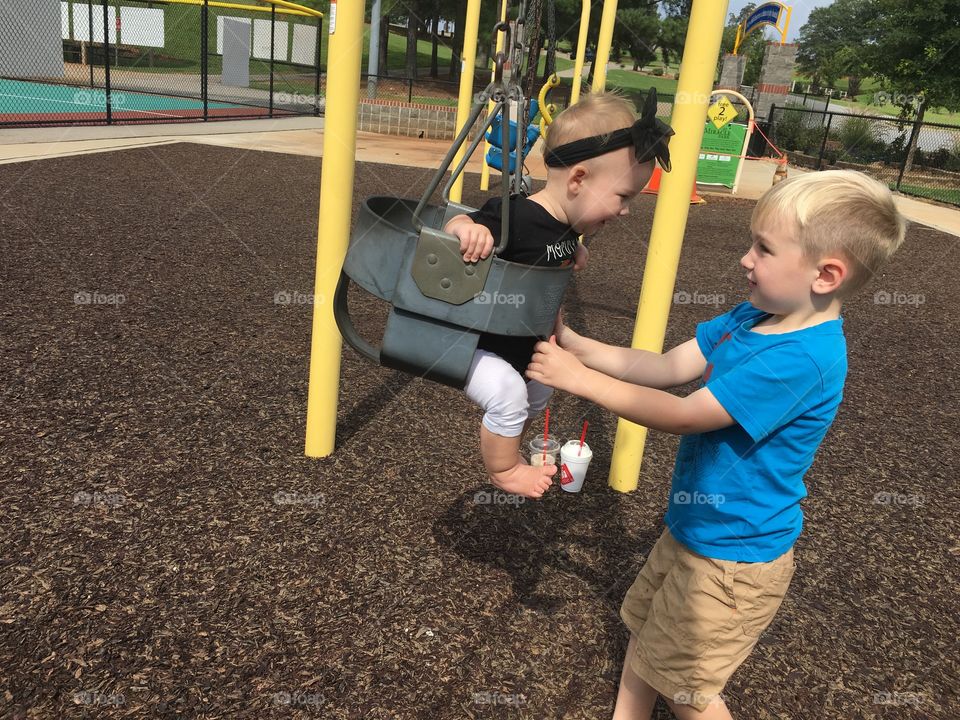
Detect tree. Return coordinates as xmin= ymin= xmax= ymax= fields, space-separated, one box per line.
xmin=657 ymin=16 xmax=687 ymax=70
xmin=864 ymin=0 xmax=960 ymax=172
xmin=615 ymin=9 xmax=659 ymax=71
xmin=796 ymin=0 xmax=872 ymax=93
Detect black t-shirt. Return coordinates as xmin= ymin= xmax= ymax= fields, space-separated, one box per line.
xmin=467 ymin=195 xmax=579 ymax=374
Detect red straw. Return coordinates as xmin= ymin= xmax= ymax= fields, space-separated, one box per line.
xmin=578 ymin=420 xmax=589 ymax=456
xmin=543 ymin=408 xmax=550 ymax=464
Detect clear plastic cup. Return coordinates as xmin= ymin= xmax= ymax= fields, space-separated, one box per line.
xmin=559 ymin=440 xmax=593 ymax=492
xmin=528 ymin=435 xmax=560 ymax=468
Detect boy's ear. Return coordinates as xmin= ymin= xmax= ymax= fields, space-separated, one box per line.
xmin=812 ymin=256 xmax=848 ymax=294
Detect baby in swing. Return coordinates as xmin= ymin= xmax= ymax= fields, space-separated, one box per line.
xmin=444 ymin=90 xmax=673 ymax=498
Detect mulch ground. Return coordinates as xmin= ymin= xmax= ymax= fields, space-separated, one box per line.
xmin=1 ymin=143 xmax=958 ymax=720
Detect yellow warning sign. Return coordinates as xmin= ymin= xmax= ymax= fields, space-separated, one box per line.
xmin=707 ymin=96 xmax=738 ymax=129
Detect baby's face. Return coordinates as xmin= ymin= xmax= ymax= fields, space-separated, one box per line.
xmin=567 ymin=149 xmax=654 ymax=237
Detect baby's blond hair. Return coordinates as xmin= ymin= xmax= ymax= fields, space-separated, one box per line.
xmin=544 ymin=92 xmax=638 ymax=153
xmin=753 ymin=170 xmax=907 ymax=296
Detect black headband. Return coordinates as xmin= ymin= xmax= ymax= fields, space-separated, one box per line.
xmin=543 ymin=88 xmax=674 ymax=172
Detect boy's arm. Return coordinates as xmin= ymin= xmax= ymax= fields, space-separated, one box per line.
xmin=561 ymin=324 xmax=707 ymax=389
xmin=527 ymin=338 xmax=733 ymax=434
xmin=444 ymin=214 xmax=495 ymax=262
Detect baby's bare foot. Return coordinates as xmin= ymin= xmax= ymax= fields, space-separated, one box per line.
xmin=489 ymin=462 xmax=555 ymax=499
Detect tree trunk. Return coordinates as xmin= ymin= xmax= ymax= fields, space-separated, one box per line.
xmin=405 ymin=16 xmax=418 ymax=79
xmin=379 ymin=15 xmax=389 ymax=75
xmin=847 ymin=75 xmax=861 ymax=99
xmin=430 ymin=11 xmax=439 ymax=78
xmin=448 ymin=2 xmax=466 ymax=81
xmin=903 ymin=99 xmax=926 ymax=175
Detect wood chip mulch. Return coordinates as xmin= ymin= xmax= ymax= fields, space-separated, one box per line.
xmin=1 ymin=143 xmax=957 ymax=719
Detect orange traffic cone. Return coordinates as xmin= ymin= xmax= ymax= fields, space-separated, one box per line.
xmin=641 ymin=166 xmax=704 ymax=204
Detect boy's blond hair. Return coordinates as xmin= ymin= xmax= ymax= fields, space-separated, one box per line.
xmin=752 ymin=169 xmax=907 ymax=296
xmin=544 ymin=92 xmax=637 ymax=153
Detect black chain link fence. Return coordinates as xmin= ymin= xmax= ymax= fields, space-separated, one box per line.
xmin=766 ymin=104 xmax=960 ymax=207
xmin=0 ymin=0 xmax=323 ymax=127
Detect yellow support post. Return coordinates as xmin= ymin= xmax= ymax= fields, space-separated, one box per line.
xmin=607 ymin=0 xmax=730 ymax=492
xmin=449 ymin=0 xmax=482 ymax=203
xmin=480 ymin=0 xmax=509 ymax=193
xmin=590 ymin=0 xmax=618 ymax=93
xmin=303 ymin=0 xmax=363 ymax=457
xmin=569 ymin=0 xmax=590 ymax=105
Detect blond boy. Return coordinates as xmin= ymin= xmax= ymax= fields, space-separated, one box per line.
xmin=527 ymin=170 xmax=906 ymax=718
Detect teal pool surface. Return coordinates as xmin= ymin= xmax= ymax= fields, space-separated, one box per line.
xmin=1 ymin=79 xmax=240 ymax=116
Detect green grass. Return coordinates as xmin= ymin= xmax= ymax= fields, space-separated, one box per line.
xmin=896 ymin=183 xmax=960 ymax=206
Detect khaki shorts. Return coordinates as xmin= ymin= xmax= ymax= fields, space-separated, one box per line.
xmin=620 ymin=528 xmax=795 ymax=712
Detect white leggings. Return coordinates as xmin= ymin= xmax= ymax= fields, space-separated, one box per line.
xmin=463 ymin=349 xmax=554 ymax=437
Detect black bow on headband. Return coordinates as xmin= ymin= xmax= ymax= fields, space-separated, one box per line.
xmin=543 ymin=88 xmax=675 ymax=172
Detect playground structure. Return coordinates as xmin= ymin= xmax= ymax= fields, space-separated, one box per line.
xmin=305 ymin=0 xmax=731 ymax=493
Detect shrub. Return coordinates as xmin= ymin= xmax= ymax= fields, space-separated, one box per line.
xmin=834 ymin=114 xmax=887 ymax=163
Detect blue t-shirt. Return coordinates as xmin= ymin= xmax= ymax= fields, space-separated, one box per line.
xmin=664 ymin=302 xmax=847 ymax=562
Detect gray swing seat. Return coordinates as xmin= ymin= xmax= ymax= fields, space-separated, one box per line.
xmin=333 ymin=196 xmax=571 ymax=389
xmin=333 ymin=34 xmax=570 ymax=390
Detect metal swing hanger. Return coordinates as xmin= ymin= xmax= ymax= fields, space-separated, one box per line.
xmin=411 ymin=0 xmax=538 ymax=252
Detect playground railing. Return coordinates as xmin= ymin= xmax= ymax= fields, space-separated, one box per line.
xmin=767 ymin=104 xmax=960 ymax=207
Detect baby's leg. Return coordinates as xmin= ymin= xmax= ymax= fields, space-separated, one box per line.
xmin=464 ymin=351 xmax=556 ymax=499
xmin=479 ymin=426 xmax=554 ymax=498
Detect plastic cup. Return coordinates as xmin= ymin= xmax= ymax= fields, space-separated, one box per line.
xmin=528 ymin=435 xmax=560 ymax=468
xmin=559 ymin=440 xmax=593 ymax=492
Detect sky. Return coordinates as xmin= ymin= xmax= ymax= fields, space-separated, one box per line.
xmin=724 ymin=0 xmax=835 ymax=42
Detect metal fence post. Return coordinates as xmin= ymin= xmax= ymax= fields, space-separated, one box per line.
xmin=268 ymin=5 xmax=276 ymax=117
xmin=314 ymin=18 xmax=322 ymax=117
xmin=816 ymin=111 xmax=833 ymax=171
xmin=408 ymin=78 xmax=413 ymax=104
xmin=102 ymin=0 xmax=112 ymax=124
xmin=88 ymin=0 xmax=95 ymax=89
xmin=201 ymin=0 xmax=209 ymax=120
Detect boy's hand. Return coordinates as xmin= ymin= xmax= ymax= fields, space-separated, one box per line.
xmin=572 ymin=242 xmax=589 ymax=271
xmin=553 ymin=308 xmax=579 ymax=349
xmin=450 ymin=223 xmax=495 ymax=262
xmin=526 ymin=335 xmax=588 ymax=393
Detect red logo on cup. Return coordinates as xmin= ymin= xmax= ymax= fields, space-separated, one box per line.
xmin=561 ymin=464 xmax=574 ymax=485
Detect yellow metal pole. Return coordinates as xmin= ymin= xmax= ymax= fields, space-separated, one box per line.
xmin=607 ymin=0 xmax=730 ymax=492
xmin=569 ymin=0 xmax=590 ymax=104
xmin=590 ymin=0 xmax=618 ymax=93
xmin=480 ymin=0 xmax=509 ymax=193
xmin=449 ymin=0 xmax=482 ymax=203
xmin=304 ymin=0 xmax=363 ymax=457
